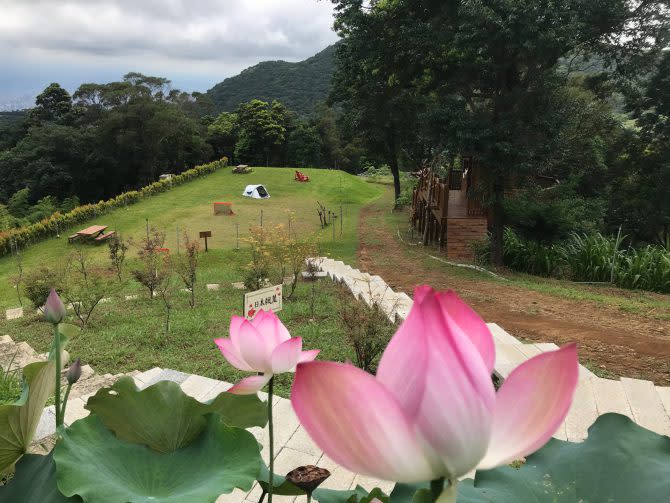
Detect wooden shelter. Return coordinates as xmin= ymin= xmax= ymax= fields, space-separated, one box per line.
xmin=411 ymin=156 xmax=488 ymax=261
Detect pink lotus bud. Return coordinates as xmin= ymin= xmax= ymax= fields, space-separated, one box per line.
xmin=44 ymin=288 xmax=66 ymax=324
xmin=67 ymin=358 xmax=82 ymax=385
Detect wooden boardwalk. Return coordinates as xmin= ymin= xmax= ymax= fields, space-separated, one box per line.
xmin=313 ymin=257 xmax=670 ymax=441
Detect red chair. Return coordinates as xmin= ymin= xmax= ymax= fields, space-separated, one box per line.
xmin=295 ymin=170 xmax=310 ymax=182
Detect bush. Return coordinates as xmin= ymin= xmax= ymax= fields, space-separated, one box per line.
xmin=338 ymin=292 xmax=397 ymax=372
xmin=502 ymin=228 xmax=670 ymax=293
xmin=562 ymin=232 xmax=621 ymax=283
xmin=24 ymin=266 xmax=63 ymax=308
xmin=0 ymin=157 xmax=228 ymax=257
xmin=503 ymin=228 xmax=563 ymax=277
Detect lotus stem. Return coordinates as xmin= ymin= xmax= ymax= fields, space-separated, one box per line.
xmin=54 ymin=324 xmax=62 ymax=427
xmin=60 ymin=382 xmax=73 ymax=423
xmin=430 ymin=477 xmax=445 ymax=501
xmin=268 ymin=375 xmax=275 ymax=503
xmin=435 ymin=479 xmax=458 ymax=503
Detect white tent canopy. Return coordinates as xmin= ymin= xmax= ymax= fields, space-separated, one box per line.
xmin=242 ymin=184 xmax=270 ymax=199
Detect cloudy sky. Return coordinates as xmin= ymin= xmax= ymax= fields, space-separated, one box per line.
xmin=0 ymin=0 xmax=339 ymax=109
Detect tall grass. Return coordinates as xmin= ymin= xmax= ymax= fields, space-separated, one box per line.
xmin=503 ymin=228 xmax=563 ymax=277
xmin=503 ymin=228 xmax=670 ymax=293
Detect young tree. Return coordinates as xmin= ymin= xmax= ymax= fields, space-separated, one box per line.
xmin=176 ymin=233 xmax=200 ymax=308
xmin=108 ymin=234 xmax=128 ymax=283
xmin=62 ymin=247 xmax=110 ymax=328
xmin=155 ymin=253 xmax=176 ymax=334
xmin=131 ymin=229 xmax=168 ymax=299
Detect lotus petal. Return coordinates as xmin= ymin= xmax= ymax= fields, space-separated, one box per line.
xmin=478 ymin=344 xmax=578 ymax=469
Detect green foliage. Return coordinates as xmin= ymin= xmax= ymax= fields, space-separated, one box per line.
xmin=458 ymin=414 xmax=670 ymax=502
xmin=0 ymin=158 xmax=228 ymax=258
xmin=503 ymin=228 xmax=564 ymax=278
xmin=338 ymin=290 xmax=396 ymax=372
xmin=54 ymin=414 xmax=261 ymax=503
xmin=503 ymin=228 xmax=670 ymax=292
xmin=504 ymin=190 xmax=605 ymax=244
xmin=390 ymin=416 xmax=670 ymax=503
xmin=234 ymin=99 xmax=291 ymax=165
xmin=562 ymin=232 xmax=622 ymax=283
xmin=85 ymin=377 xmax=267 ymax=453
xmin=207 ymin=45 xmax=335 ymax=115
xmin=24 ymin=266 xmax=63 ymax=308
xmin=0 ymin=453 xmax=80 ymax=502
xmin=0 ymin=359 xmax=56 ymax=474
xmin=0 ymin=354 xmax=22 ymax=406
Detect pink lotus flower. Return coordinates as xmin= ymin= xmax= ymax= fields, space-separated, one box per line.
xmin=215 ymin=310 xmax=320 ymax=394
xmin=44 ymin=288 xmax=66 ymax=324
xmin=291 ymin=286 xmax=578 ymax=483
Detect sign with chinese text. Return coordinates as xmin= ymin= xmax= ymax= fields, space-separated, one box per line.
xmin=244 ymin=284 xmax=283 ymax=320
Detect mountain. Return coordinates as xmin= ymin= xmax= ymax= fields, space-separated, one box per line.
xmin=207 ymin=45 xmax=336 ymax=116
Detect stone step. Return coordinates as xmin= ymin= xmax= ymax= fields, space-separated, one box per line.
xmin=563 ymin=377 xmax=598 ymax=442
xmin=621 ymin=377 xmax=670 ymax=436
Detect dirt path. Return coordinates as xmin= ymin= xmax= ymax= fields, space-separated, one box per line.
xmin=357 ymin=193 xmax=670 ymax=385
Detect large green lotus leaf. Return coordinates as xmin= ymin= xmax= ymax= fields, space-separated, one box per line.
xmin=85 ymin=376 xmax=266 ymax=453
xmin=314 ymin=486 xmax=387 ymax=503
xmin=54 ymin=414 xmax=261 ymax=503
xmin=207 ymin=388 xmax=268 ymax=429
xmin=0 ymin=359 xmax=56 ymax=474
xmin=391 ymin=414 xmax=670 ymax=503
xmin=0 ymin=453 xmax=80 ymax=502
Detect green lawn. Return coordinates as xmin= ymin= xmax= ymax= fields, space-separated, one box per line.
xmin=0 ymin=167 xmax=383 ymax=310
xmin=2 ymin=276 xmax=371 ymax=398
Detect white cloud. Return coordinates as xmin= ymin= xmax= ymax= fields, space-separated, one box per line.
xmin=0 ymin=0 xmax=338 ymax=104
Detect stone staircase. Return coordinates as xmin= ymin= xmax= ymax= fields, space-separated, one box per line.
xmin=312 ymin=257 xmax=670 ymax=441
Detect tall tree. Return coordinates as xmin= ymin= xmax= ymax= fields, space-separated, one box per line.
xmin=331 ymin=0 xmax=669 ymax=263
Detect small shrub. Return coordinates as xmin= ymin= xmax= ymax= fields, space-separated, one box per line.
xmin=108 ymin=234 xmax=128 ymax=283
xmin=24 ymin=266 xmax=63 ymax=308
xmin=503 ymin=228 xmax=563 ymax=277
xmin=131 ymin=229 xmax=169 ymax=299
xmin=61 ymin=248 xmax=115 ymax=328
xmin=338 ymin=292 xmax=396 ymax=373
xmin=176 ymin=233 xmax=200 ymax=308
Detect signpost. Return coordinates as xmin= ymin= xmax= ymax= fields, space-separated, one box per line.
xmin=199 ymin=231 xmax=212 ymax=252
xmin=244 ymin=284 xmax=283 ymax=320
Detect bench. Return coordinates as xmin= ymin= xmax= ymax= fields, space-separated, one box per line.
xmin=68 ymin=234 xmax=80 ymax=243
xmin=94 ymin=231 xmax=116 ymax=242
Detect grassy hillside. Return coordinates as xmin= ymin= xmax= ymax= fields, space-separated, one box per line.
xmin=207 ymin=45 xmax=335 ymax=115
xmin=0 ymin=166 xmax=383 ymax=309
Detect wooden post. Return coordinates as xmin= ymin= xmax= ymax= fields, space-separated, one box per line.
xmin=199 ymin=231 xmax=212 ymax=252
xmin=340 ymin=205 xmax=343 ymax=237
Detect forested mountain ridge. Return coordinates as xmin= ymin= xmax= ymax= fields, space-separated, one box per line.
xmin=207 ymin=45 xmax=335 ymax=115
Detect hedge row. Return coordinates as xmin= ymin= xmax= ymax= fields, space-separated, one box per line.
xmin=0 ymin=157 xmax=229 ymax=257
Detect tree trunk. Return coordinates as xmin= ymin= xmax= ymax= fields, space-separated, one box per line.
xmin=389 ymin=155 xmax=401 ymax=203
xmin=386 ymin=131 xmax=401 ymax=204
xmin=490 ymin=176 xmax=505 ymax=266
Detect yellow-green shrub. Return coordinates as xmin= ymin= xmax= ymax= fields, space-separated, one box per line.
xmin=0 ymin=158 xmax=228 ymax=257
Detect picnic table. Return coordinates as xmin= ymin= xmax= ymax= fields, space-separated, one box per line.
xmin=68 ymin=225 xmax=115 ymax=244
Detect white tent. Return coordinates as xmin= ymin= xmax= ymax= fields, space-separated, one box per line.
xmin=242 ymin=184 xmax=270 ymax=199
